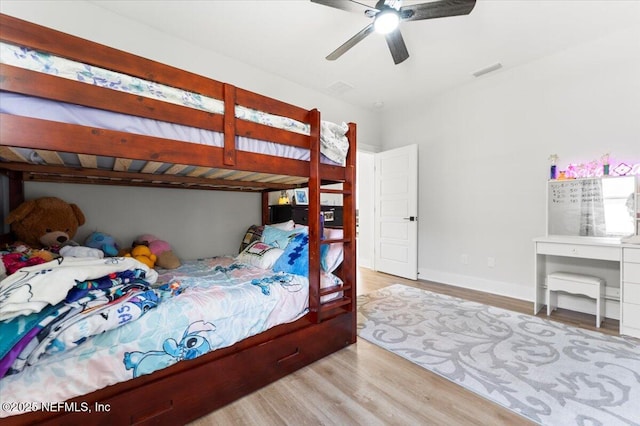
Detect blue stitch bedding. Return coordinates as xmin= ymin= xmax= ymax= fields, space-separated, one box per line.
xmin=0 ymin=256 xmax=310 ymax=417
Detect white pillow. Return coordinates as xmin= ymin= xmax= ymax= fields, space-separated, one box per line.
xmin=236 ymin=241 xmax=284 ymax=269
xmin=320 ymin=270 xmax=344 ymax=303
xmin=270 ymin=220 xmax=295 ymax=231
xmin=320 ymin=121 xmax=349 ymax=165
xmin=322 ymin=228 xmax=344 ymax=273
xmin=321 ymin=120 xmax=348 ymax=138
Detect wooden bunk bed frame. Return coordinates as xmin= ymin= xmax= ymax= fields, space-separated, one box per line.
xmin=0 ymin=14 xmax=357 ymax=425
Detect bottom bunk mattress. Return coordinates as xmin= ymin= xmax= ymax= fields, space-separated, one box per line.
xmin=0 ymin=256 xmax=316 ymax=417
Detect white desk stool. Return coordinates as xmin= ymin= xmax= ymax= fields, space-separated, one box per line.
xmin=546 ymin=272 xmax=605 ymax=327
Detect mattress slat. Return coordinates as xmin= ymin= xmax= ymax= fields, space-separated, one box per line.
xmin=206 ymin=169 xmax=235 ymax=179
xmin=224 ymin=171 xmax=256 ymax=181
xmin=164 ymin=164 xmax=189 ymax=175
xmin=0 ymin=146 xmax=28 ymax=162
xmin=35 ymin=150 xmax=64 ymax=165
xmin=187 ymin=166 xmax=213 ymax=177
xmin=114 ymin=158 xmax=132 ymax=172
xmin=141 ymin=161 xmax=163 ymax=174
xmin=78 ymin=154 xmax=98 ymax=168
xmin=254 ymin=174 xmax=289 ymax=183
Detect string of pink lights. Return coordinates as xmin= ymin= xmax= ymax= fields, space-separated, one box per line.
xmin=548 ymin=154 xmax=640 ymax=180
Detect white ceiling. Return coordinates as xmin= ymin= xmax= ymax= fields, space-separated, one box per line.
xmin=90 ymin=0 xmax=640 ymax=111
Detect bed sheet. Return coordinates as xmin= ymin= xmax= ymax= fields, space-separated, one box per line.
xmin=0 ymin=256 xmax=310 ymax=417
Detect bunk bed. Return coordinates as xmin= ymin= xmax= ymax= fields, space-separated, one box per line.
xmin=0 ymin=13 xmax=357 ymax=425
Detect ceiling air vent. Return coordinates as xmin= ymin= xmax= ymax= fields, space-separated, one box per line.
xmin=472 ymin=62 xmax=503 ymax=78
xmin=326 ymin=81 xmax=355 ymax=96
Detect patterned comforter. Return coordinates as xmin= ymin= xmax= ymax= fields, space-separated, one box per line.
xmin=0 ymin=256 xmax=311 ymax=417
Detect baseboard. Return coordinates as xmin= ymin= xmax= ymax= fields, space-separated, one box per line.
xmin=417 ymin=268 xmax=620 ymax=320
xmin=418 ymin=268 xmax=530 ymax=301
xmin=358 ymin=258 xmax=373 ymax=269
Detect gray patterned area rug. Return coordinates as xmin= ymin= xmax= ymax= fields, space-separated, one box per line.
xmin=357 ymin=284 xmax=640 ymax=426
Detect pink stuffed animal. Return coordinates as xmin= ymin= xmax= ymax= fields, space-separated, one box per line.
xmin=134 ymin=234 xmax=181 ymax=269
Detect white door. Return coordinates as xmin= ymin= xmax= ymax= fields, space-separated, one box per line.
xmin=374 ymin=144 xmax=418 ymax=280
xmin=356 ymin=151 xmax=375 ymax=269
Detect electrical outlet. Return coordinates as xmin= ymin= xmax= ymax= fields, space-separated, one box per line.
xmin=487 ymin=257 xmax=495 ymax=268
xmin=461 ymin=254 xmax=469 ymax=265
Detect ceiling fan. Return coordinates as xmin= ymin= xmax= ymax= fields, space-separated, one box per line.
xmin=311 ymin=0 xmax=476 ymax=65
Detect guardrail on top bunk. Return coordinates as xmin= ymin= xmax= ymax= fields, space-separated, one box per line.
xmin=0 ymin=13 xmax=347 ymax=186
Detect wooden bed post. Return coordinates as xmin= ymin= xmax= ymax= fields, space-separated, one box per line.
xmin=5 ymin=169 xmax=25 ymax=211
xmin=261 ymin=191 xmax=270 ymax=225
xmin=0 ymin=169 xmax=23 ymax=244
xmin=308 ymin=109 xmax=321 ymax=322
xmin=344 ymin=123 xmax=357 ymax=341
xmin=223 ymin=84 xmax=237 ymax=166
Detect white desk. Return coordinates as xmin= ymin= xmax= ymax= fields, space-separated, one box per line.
xmin=534 ymin=236 xmax=640 ymax=338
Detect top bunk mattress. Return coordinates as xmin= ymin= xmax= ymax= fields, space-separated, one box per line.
xmin=0 ymin=42 xmax=350 ymax=166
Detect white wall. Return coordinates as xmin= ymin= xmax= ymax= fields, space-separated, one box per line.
xmin=25 ymin=182 xmax=260 ymax=260
xmin=380 ymin=27 xmax=640 ymax=302
xmin=1 ymin=1 xmax=382 ymax=259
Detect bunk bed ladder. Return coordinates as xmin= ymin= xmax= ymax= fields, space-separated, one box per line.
xmin=307 ymin=110 xmax=357 ymax=333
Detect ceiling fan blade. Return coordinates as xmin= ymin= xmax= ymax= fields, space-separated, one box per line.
xmin=326 ymin=23 xmax=375 ymax=61
xmin=310 ymin=0 xmax=378 ymax=15
xmin=400 ymin=0 xmax=476 ymax=22
xmin=385 ymin=29 xmax=409 ymax=65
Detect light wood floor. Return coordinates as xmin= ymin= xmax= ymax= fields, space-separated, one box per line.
xmin=189 ymin=267 xmax=623 ymax=426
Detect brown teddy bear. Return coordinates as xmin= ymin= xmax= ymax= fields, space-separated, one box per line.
xmin=5 ymin=197 xmax=87 ymax=250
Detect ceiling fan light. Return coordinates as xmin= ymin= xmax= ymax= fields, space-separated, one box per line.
xmin=373 ymin=10 xmax=400 ymax=34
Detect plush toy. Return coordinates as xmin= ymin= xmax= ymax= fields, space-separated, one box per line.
xmin=8 ymin=242 xmax=56 ymax=263
xmin=5 ymin=197 xmax=85 ymax=249
xmin=125 ymin=245 xmax=157 ymax=268
xmin=134 ymin=234 xmax=181 ymax=269
xmin=5 ymin=197 xmax=102 ymax=258
xmin=85 ymin=231 xmax=119 ymax=257
xmin=0 ymin=242 xmax=56 ymax=276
